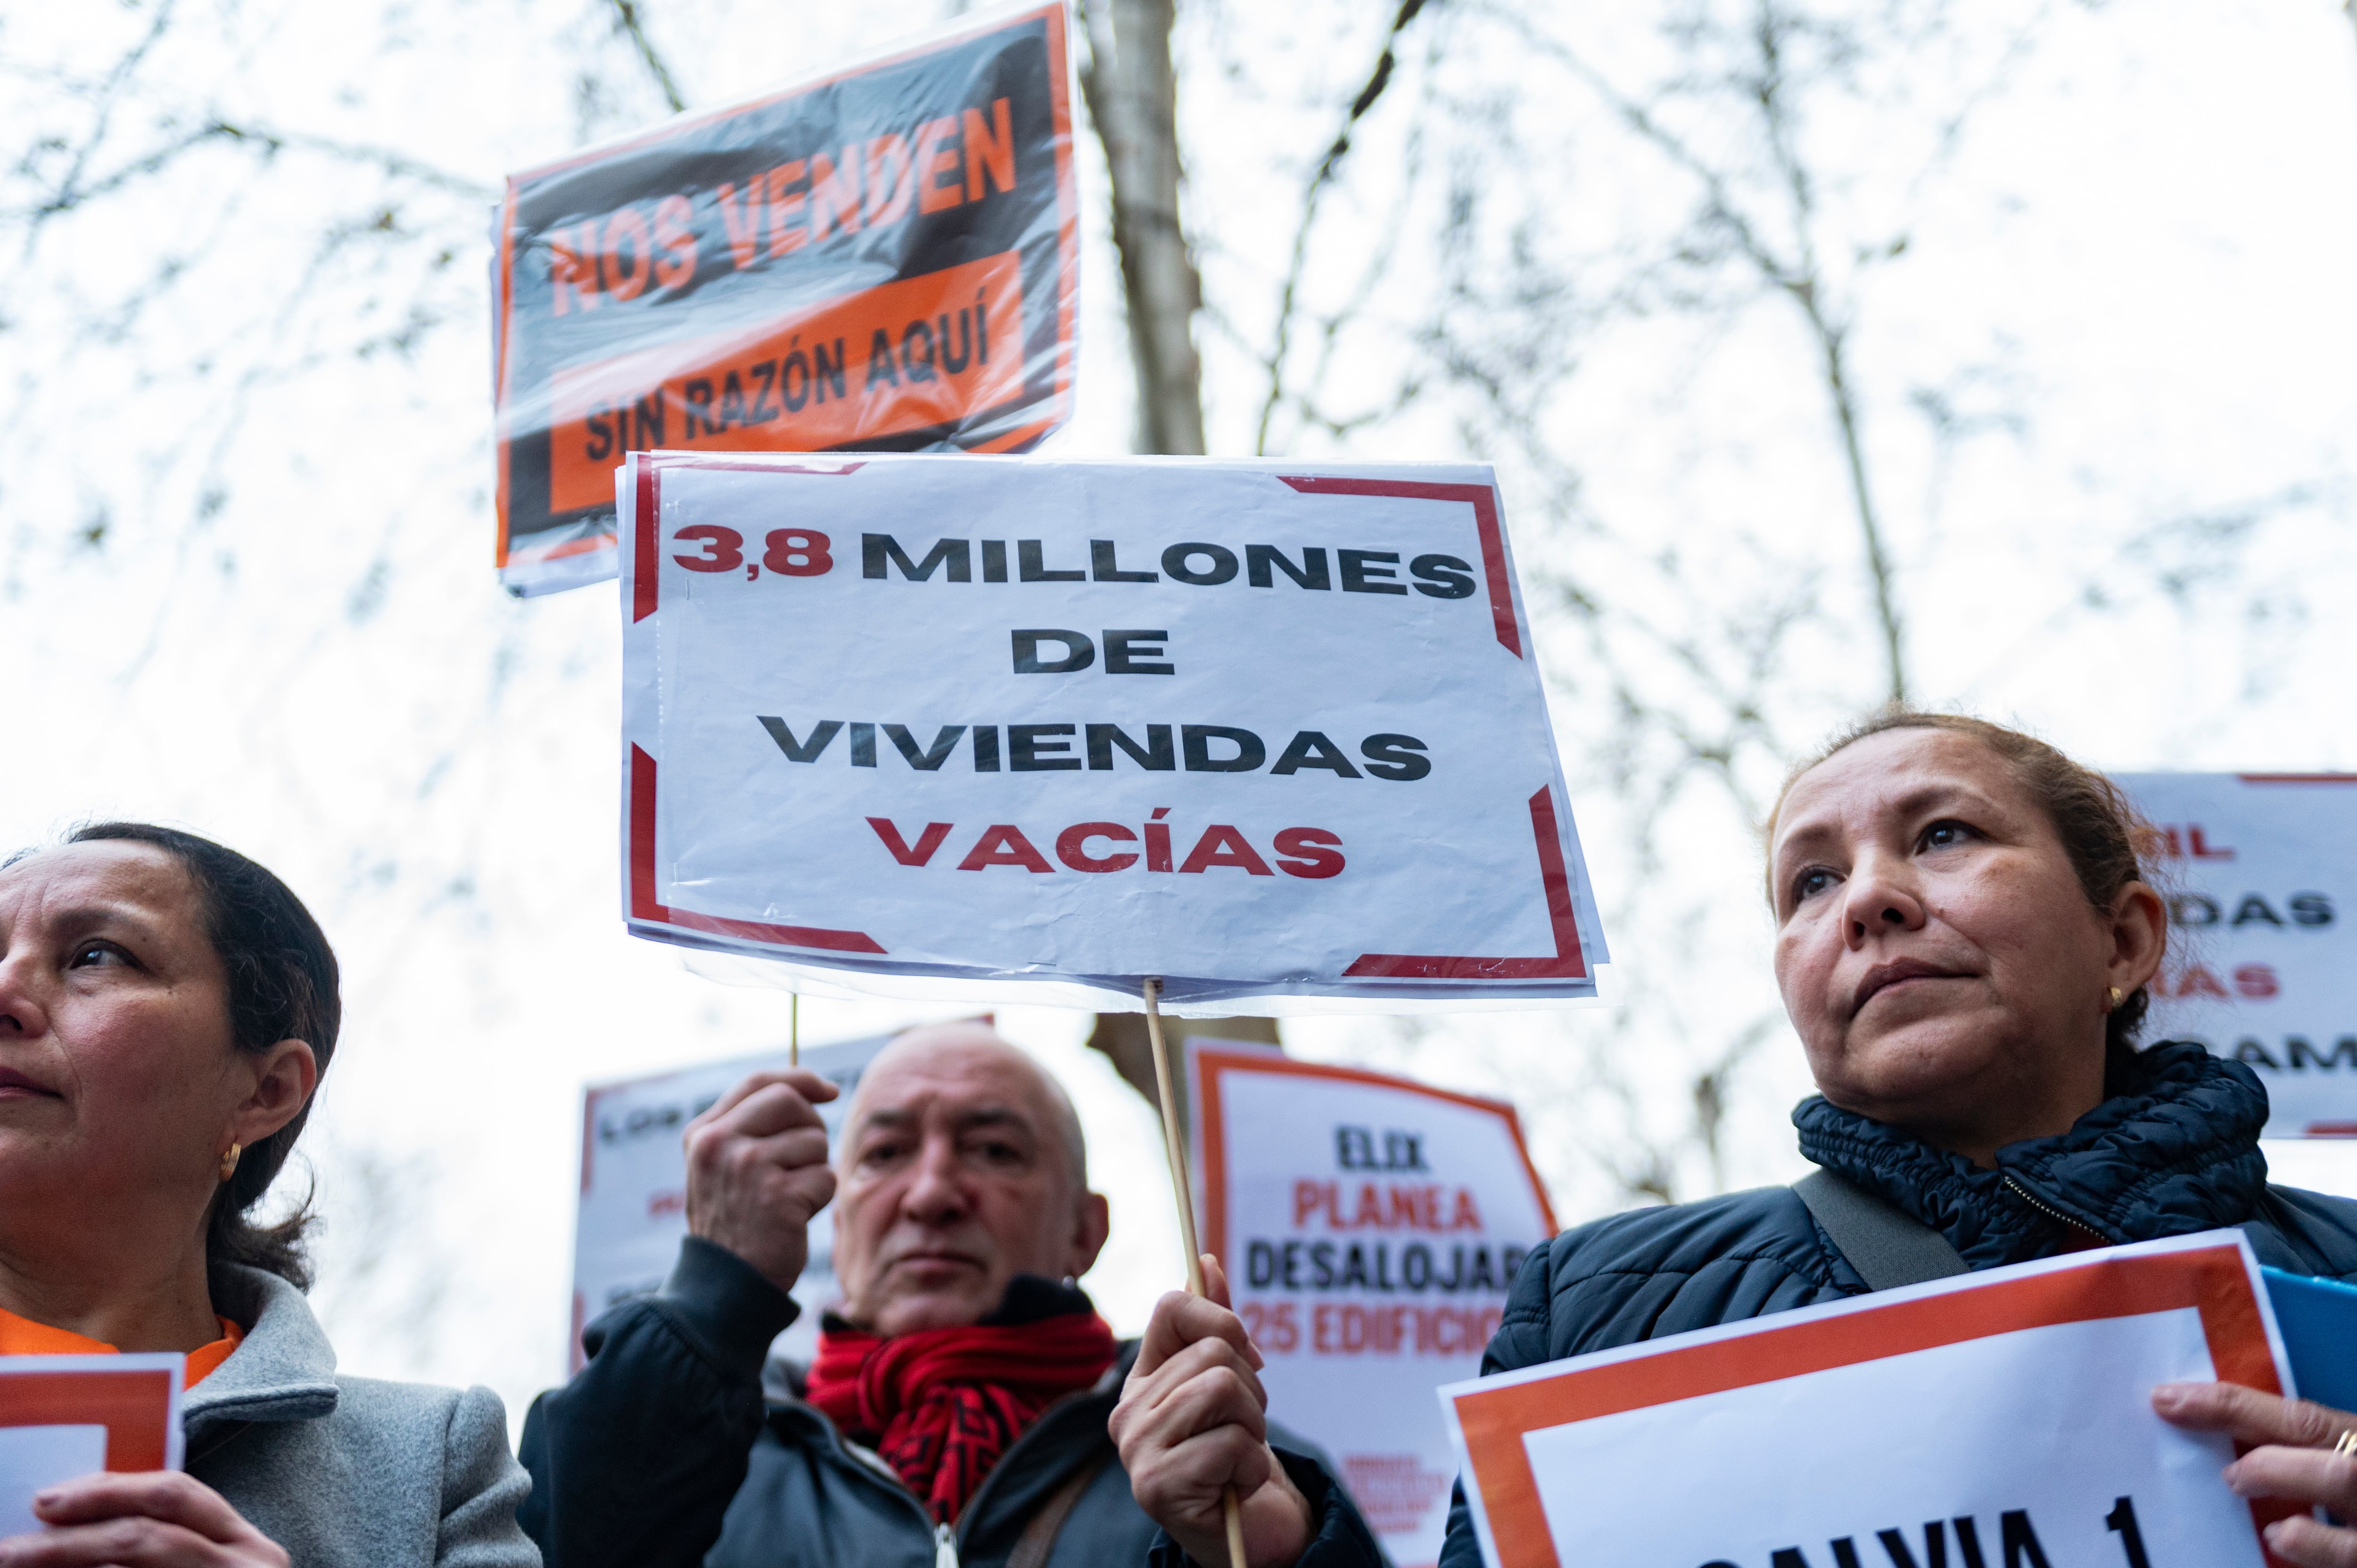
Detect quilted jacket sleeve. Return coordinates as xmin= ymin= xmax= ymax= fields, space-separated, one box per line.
xmin=517 ymin=1237 xmax=797 ymax=1568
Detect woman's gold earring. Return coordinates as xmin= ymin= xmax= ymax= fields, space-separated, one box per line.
xmin=2107 ymin=986 xmax=2124 ymax=1013
xmin=219 ymin=1142 xmax=242 ymax=1182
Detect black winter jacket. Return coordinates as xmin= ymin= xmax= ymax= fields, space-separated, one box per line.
xmin=518 ymin=1238 xmax=1381 ymax=1568
xmin=1411 ymin=1043 xmax=2357 ymax=1568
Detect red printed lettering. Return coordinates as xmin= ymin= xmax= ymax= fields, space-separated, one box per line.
xmin=964 ymin=98 xmax=1016 ymax=201
xmin=865 ymin=133 xmax=915 ymax=226
xmin=652 ymin=195 xmax=697 ymax=288
xmin=958 ymin=824 xmax=1053 ymax=872
xmin=716 ymin=180 xmax=765 ymax=270
xmin=602 ymin=206 xmax=653 ymax=302
xmin=1056 ymin=822 xmax=1139 ymax=873
xmin=808 ymin=148 xmax=863 ymax=241
xmin=867 ymin=818 xmax=953 ymax=867
xmin=766 ymin=161 xmax=808 ymax=257
xmin=915 ymin=115 xmax=964 ymax=213
xmin=1179 ymin=824 xmax=1275 ymax=876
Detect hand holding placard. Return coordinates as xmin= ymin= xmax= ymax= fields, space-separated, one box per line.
xmin=618 ymin=444 xmax=1605 ymax=1563
xmin=1187 ymin=1041 xmax=1555 ymax=1566
xmin=0 ymin=1354 xmax=190 ymax=1551
xmin=1441 ymin=1233 xmax=2297 ymax=1568
xmin=681 ymin=1070 xmax=840 ymax=1296
xmin=1135 ymin=978 xmax=1251 ymax=1568
xmin=1113 ymin=1258 xmax=1318 ymax=1568
xmin=10 ymin=1471 xmax=288 ymax=1565
xmin=2154 ymin=1380 xmax=2357 ymax=1565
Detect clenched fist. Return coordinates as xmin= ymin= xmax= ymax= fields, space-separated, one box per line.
xmin=684 ymin=1070 xmax=839 ymax=1295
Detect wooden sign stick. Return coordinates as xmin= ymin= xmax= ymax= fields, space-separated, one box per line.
xmin=1143 ymin=977 xmax=1249 ymax=1568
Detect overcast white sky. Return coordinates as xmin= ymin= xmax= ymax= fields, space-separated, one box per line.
xmin=3 ymin=0 xmax=2354 ymax=1432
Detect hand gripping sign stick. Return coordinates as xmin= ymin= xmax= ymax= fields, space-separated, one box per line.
xmin=1143 ymin=977 xmax=1250 ymax=1568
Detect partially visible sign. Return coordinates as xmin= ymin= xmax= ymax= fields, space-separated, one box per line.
xmin=2114 ymin=773 xmax=2357 ymax=1137
xmin=618 ymin=452 xmax=1611 ymax=1013
xmin=570 ymin=1033 xmax=893 ymax=1373
xmin=493 ymin=3 xmax=1077 ymax=595
xmin=0 ymin=1355 xmax=184 ymax=1534
xmin=1442 ymin=1233 xmax=2293 ymax=1568
xmin=1190 ymin=1041 xmax=1555 ymax=1568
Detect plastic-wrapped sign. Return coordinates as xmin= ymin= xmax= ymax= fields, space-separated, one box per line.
xmin=570 ymin=1033 xmax=892 ymax=1373
xmin=1188 ymin=1041 xmax=1555 ymax=1568
xmin=1442 ymin=1233 xmax=2293 ymax=1568
xmin=2113 ymin=774 xmax=2357 ymax=1138
xmin=617 ymin=452 xmax=1611 ymax=1014
xmin=492 ymin=5 xmax=1076 ymax=596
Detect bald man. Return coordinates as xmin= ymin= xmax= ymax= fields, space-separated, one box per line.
xmin=518 ymin=1023 xmax=1379 ymax=1568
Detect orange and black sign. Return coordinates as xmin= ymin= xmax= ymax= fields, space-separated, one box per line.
xmin=492 ymin=4 xmax=1075 ymax=595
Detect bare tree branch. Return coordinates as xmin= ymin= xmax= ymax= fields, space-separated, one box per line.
xmin=12 ymin=0 xmax=181 ymax=234
xmin=605 ymin=0 xmax=689 ymax=113
xmin=1253 ymin=0 xmax=1432 ymax=454
xmin=6 ymin=117 xmax=490 ymax=238
xmin=1746 ymin=2 xmax=1907 ymax=704
xmin=1493 ymin=1 xmax=1920 ymax=702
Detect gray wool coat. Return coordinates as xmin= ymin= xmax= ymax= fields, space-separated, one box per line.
xmin=185 ymin=1266 xmax=539 ymax=1567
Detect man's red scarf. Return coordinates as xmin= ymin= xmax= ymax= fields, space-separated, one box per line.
xmin=806 ymin=1311 xmax=1119 ymax=1523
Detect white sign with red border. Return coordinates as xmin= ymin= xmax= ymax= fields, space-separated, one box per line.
xmin=0 ymin=1355 xmax=185 ymax=1535
xmin=1441 ymin=1231 xmax=2297 ymax=1568
xmin=618 ymin=452 xmax=1609 ymax=1014
xmin=1189 ymin=1040 xmax=1556 ymax=1568
xmin=2113 ymin=773 xmax=2357 ymax=1138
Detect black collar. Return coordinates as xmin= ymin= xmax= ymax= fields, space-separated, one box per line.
xmin=1792 ymin=1041 xmax=2271 ymax=1269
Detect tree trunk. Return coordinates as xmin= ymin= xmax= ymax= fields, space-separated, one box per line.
xmin=1086 ymin=1011 xmax=1278 ymax=1138
xmin=1078 ymin=0 xmax=1206 ymax=456
xmin=1078 ymin=2 xmax=1280 ymax=1071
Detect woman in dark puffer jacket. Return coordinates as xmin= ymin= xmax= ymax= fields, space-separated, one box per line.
xmin=1123 ymin=710 xmax=2357 ymax=1568
xmin=1428 ymin=712 xmax=2357 ymax=1568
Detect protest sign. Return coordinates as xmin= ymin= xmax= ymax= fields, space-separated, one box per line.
xmin=2113 ymin=773 xmax=2357 ymax=1137
xmin=0 ymin=1355 xmax=184 ymax=1535
xmin=570 ymin=1032 xmax=893 ymax=1373
xmin=1441 ymin=1231 xmax=2293 ymax=1568
xmin=492 ymin=4 xmax=1077 ymax=596
xmin=617 ymin=452 xmax=1610 ymax=1014
xmin=1188 ymin=1041 xmax=1555 ymax=1568
xmin=2262 ymin=1266 xmax=2357 ymax=1412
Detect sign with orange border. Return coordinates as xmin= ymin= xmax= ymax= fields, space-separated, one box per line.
xmin=491 ymin=3 xmax=1077 ymax=596
xmin=1189 ymin=1041 xmax=1555 ymax=1567
xmin=0 ymin=1355 xmax=185 ymax=1534
xmin=1441 ymin=1232 xmax=2298 ymax=1568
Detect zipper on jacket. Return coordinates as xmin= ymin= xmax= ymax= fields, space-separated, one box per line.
xmin=789 ymin=1360 xmax=1119 ymax=1562
xmin=2003 ymin=1175 xmax=2106 ymax=1244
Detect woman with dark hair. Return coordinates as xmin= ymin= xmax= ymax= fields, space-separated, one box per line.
xmin=1115 ymin=712 xmax=2357 ymax=1568
xmin=0 ymin=824 xmax=536 ymax=1567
